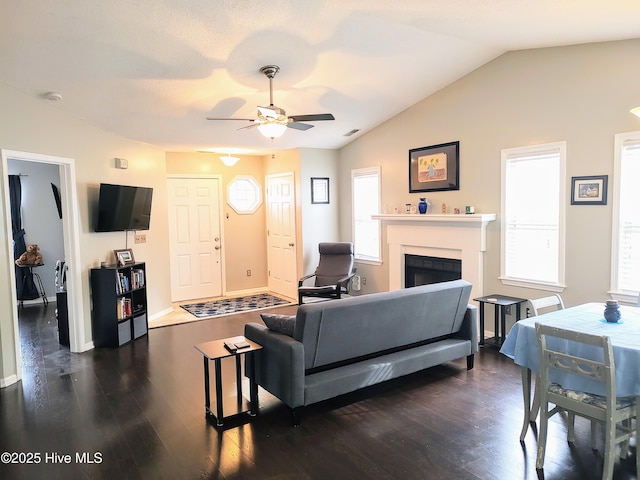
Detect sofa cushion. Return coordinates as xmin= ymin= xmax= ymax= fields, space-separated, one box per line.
xmin=261 ymin=313 xmax=296 ymax=337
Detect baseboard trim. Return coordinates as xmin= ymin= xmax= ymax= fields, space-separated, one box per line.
xmin=0 ymin=374 xmax=19 ymax=388
xmin=149 ymin=307 xmax=174 ymax=321
xmin=17 ymin=297 xmax=53 ymax=306
xmin=223 ymin=287 xmax=269 ymax=297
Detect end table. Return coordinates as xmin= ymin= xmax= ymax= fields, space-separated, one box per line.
xmin=194 ymin=335 xmax=262 ymax=428
xmin=474 ymin=294 xmax=527 ymax=348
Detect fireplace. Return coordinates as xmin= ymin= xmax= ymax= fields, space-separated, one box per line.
xmin=405 ymin=255 xmax=461 ymax=287
xmin=372 ymin=213 xmax=496 ymax=302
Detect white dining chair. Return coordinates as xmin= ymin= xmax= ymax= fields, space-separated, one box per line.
xmin=520 ymin=293 xmax=565 ymax=438
xmin=535 ymin=322 xmax=639 ymax=480
xmin=526 ymin=294 xmax=565 ymax=317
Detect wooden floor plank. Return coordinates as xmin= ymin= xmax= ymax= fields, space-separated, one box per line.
xmin=1 ymin=302 xmax=637 ymax=479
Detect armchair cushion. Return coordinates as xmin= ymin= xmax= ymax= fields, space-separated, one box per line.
xmin=299 ymin=242 xmax=355 ymax=304
xmin=314 ymin=243 xmax=355 ymax=286
xmin=261 ymin=313 xmax=296 ymax=337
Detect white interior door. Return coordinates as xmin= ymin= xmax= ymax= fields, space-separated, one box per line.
xmin=266 ymin=173 xmax=297 ymax=300
xmin=167 ymin=177 xmax=222 ymax=302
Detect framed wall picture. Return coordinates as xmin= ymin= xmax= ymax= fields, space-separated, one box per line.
xmin=570 ymin=175 xmax=608 ymax=205
xmin=311 ymin=177 xmax=330 ymax=204
xmin=409 ymin=141 xmax=460 ymax=192
xmin=114 ymin=248 xmax=135 ymax=266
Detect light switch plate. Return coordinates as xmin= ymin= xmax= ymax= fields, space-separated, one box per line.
xmin=115 ymin=158 xmax=128 ymax=169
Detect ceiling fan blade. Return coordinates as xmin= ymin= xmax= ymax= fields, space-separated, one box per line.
xmin=289 ymin=113 xmax=335 ymax=122
xmin=237 ymin=123 xmax=259 ymax=131
xmin=206 ymin=117 xmax=256 ymax=121
xmin=287 ymin=122 xmax=314 ymax=131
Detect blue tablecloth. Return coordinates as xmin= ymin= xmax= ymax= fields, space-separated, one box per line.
xmin=500 ymin=303 xmax=640 ymax=397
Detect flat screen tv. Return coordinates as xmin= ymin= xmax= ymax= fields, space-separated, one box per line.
xmin=95 ymin=183 xmax=153 ymax=232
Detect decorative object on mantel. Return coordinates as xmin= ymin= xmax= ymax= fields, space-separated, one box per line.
xmin=441 ymin=203 xmax=447 ymax=214
xmin=418 ymin=198 xmax=428 ymax=214
xmin=409 ymin=141 xmax=460 ymax=193
xmin=405 ymin=203 xmax=411 ymax=213
xmin=465 ymin=205 xmax=475 ymax=214
xmin=454 ymin=208 xmax=461 ymax=214
xmin=570 ymin=175 xmax=608 ymax=205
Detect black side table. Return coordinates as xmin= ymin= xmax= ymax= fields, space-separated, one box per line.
xmin=474 ymin=294 xmax=527 ymax=348
xmin=194 ymin=335 xmax=262 ymax=428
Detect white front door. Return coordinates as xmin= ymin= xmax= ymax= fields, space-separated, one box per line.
xmin=167 ymin=177 xmax=222 ymax=302
xmin=266 ymin=173 xmax=297 ymax=300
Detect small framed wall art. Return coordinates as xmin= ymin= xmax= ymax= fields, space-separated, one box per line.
xmin=409 ymin=141 xmax=460 ymax=193
xmin=311 ymin=177 xmax=330 ymax=204
xmin=114 ymin=248 xmax=135 ymax=266
xmin=570 ymin=175 xmax=608 ymax=205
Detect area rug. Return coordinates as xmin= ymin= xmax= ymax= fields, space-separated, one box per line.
xmin=180 ymin=293 xmax=293 ymax=319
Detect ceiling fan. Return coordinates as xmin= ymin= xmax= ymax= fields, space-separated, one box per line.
xmin=206 ymin=65 xmax=335 ymax=139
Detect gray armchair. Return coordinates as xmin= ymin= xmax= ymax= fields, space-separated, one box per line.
xmin=298 ymin=242 xmax=356 ymax=305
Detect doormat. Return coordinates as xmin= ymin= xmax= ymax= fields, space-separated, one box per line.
xmin=180 ymin=293 xmax=293 ymax=319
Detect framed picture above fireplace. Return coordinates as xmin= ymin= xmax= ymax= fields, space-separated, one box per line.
xmin=409 ymin=141 xmax=460 ymax=193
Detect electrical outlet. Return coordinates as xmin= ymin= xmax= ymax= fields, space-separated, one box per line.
xmin=362 ymin=277 xmax=367 ymax=286
xmin=505 ymin=305 xmax=512 ymax=315
xmin=246 ymin=269 xmax=251 ymax=277
xmin=134 ymin=234 xmax=146 ymax=244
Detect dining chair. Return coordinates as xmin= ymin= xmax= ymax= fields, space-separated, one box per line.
xmin=535 ymin=322 xmax=638 ymax=480
xmin=526 ymin=293 xmax=565 ymax=317
xmin=520 ymin=293 xmax=565 ymax=437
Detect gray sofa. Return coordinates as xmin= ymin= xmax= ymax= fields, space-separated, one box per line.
xmin=244 ymin=279 xmax=477 ymax=425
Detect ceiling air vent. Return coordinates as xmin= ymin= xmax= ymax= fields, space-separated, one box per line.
xmin=343 ymin=129 xmax=360 ymax=137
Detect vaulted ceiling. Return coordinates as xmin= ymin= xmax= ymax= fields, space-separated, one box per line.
xmin=2 ymin=1 xmax=639 ymax=155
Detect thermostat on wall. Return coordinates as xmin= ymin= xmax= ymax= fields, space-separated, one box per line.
xmin=115 ymin=158 xmax=128 ymax=169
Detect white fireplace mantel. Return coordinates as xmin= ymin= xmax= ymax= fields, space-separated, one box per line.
xmin=373 ymin=213 xmax=497 ymax=300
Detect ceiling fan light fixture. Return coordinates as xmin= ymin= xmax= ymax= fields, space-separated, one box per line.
xmin=220 ymin=153 xmax=240 ymax=167
xmin=257 ymin=122 xmax=287 ymax=139
xmin=631 ymin=106 xmax=640 ymax=118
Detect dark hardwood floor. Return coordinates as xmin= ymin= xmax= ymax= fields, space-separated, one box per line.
xmin=1 ymin=302 xmax=638 ymax=479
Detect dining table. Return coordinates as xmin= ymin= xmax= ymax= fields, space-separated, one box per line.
xmin=499 ymin=302 xmax=640 ymax=441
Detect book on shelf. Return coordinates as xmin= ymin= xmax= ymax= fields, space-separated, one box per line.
xmin=116 ymin=272 xmax=130 ymax=294
xmin=131 ymin=269 xmax=145 ymax=289
xmin=117 ymin=297 xmax=132 ymax=319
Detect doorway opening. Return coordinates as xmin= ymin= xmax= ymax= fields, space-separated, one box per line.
xmin=1 ymin=149 xmax=85 ymax=386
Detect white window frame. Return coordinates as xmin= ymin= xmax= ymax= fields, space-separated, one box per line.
xmin=351 ymin=166 xmax=382 ymax=264
xmin=610 ymin=131 xmax=640 ymax=304
xmin=227 ymin=175 xmax=262 ymax=214
xmin=500 ymin=141 xmax=566 ymax=291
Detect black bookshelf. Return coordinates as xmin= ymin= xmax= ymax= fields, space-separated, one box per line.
xmin=90 ymin=262 xmax=148 ymax=347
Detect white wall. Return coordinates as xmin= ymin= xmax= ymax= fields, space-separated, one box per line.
xmin=338 ymin=38 xmax=640 ymax=308
xmin=0 ymin=82 xmax=172 ymax=385
xmin=299 ymin=148 xmax=340 ymax=275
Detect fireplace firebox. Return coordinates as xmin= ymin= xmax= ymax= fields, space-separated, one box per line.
xmin=404 ymin=254 xmax=461 ymax=288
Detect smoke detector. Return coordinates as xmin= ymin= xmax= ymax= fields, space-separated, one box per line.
xmin=43 ymin=92 xmax=63 ymax=102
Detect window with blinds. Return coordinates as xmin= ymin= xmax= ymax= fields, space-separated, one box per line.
xmin=611 ymin=133 xmax=640 ymax=300
xmin=500 ymin=142 xmax=566 ymax=290
xmin=352 ymin=166 xmax=381 ymax=263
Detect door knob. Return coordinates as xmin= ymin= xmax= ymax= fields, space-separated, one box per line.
xmin=289 ymin=243 xmax=295 ymax=247
xmin=214 ymin=245 xmax=221 ymax=250
xmin=214 ymin=237 xmax=220 ymax=242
